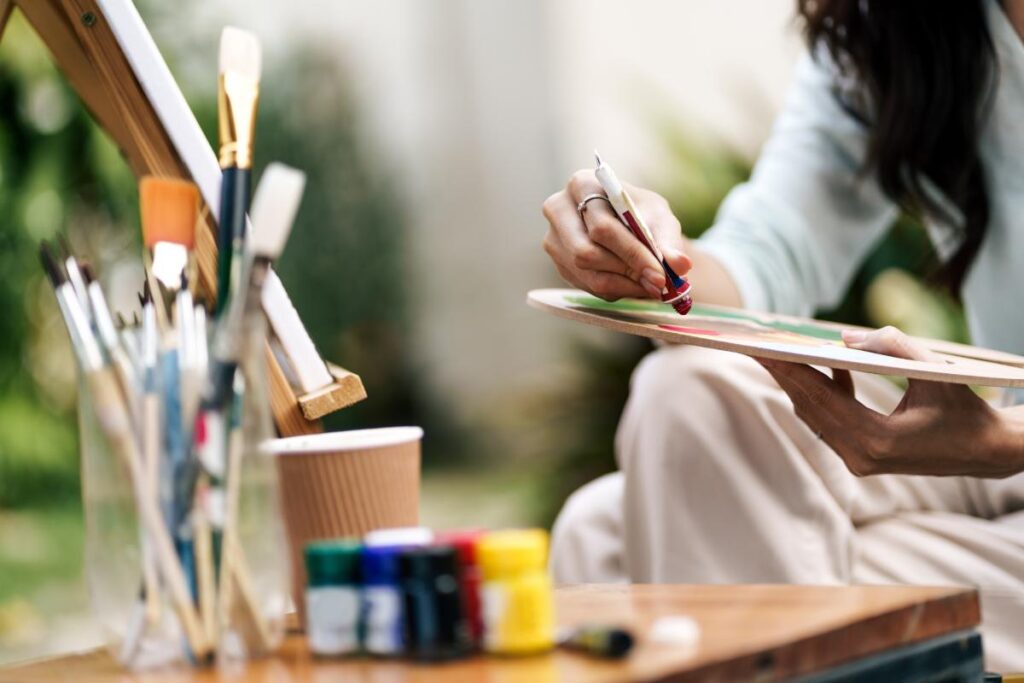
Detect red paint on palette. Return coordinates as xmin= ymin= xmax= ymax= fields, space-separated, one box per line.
xmin=659 ymin=324 xmax=721 ymax=336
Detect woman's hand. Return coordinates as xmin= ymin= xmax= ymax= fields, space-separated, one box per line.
xmin=541 ymin=170 xmax=692 ymax=301
xmin=760 ymin=326 xmax=1024 ymax=478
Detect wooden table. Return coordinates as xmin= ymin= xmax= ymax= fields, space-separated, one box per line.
xmin=0 ymin=584 xmax=983 ymax=683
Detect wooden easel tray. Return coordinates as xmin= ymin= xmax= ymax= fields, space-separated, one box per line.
xmin=528 ymin=289 xmax=1024 ymax=388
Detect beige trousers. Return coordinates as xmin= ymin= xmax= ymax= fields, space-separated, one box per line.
xmin=550 ymin=345 xmax=1024 ymax=670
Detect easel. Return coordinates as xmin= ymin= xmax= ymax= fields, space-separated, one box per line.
xmin=0 ymin=0 xmax=366 ymax=435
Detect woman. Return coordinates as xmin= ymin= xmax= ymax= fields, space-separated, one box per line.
xmin=541 ymin=0 xmax=1024 ymax=669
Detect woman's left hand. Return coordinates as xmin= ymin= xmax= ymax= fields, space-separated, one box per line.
xmin=760 ymin=326 xmax=1024 ymax=478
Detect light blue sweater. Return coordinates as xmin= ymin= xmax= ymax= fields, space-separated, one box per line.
xmin=698 ymin=0 xmax=1024 ymax=354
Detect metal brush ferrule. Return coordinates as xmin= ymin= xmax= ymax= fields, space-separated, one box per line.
xmin=217 ymin=74 xmax=259 ymax=169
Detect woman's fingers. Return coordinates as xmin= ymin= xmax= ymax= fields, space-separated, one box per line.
xmin=568 ymin=176 xmax=666 ymax=288
xmin=759 ymin=359 xmax=883 ymax=476
xmin=842 ymin=326 xmax=937 ymax=362
xmin=832 ymin=368 xmax=854 ymax=396
xmin=542 ymin=169 xmax=693 ymax=301
xmin=545 ymin=227 xmax=649 ymax=300
xmin=624 ymin=182 xmax=693 ymax=276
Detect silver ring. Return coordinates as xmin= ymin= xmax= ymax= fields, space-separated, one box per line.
xmin=577 ymin=193 xmax=611 ymax=216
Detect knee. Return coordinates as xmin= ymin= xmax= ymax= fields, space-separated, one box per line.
xmin=616 ymin=346 xmax=761 ymax=471
xmin=550 ymin=473 xmax=625 ymax=584
xmin=630 ymin=345 xmax=749 ymax=400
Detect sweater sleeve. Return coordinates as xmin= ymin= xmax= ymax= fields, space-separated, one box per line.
xmin=696 ymin=52 xmax=899 ymax=316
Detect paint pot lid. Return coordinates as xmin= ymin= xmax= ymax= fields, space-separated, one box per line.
xmin=361 ymin=544 xmax=406 ymax=585
xmin=366 ymin=527 xmax=434 ymax=548
xmin=305 ymin=539 xmax=362 ymax=587
xmin=478 ymin=529 xmax=549 ymax=580
xmin=435 ymin=529 xmax=486 ymax=566
xmin=263 ymin=426 xmax=424 ymax=455
xmin=398 ymin=545 xmax=460 ymax=582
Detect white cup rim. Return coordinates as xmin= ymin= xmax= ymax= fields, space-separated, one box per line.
xmin=263 ymin=426 xmax=424 ymax=455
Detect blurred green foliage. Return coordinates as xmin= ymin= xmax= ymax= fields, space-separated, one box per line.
xmin=0 ymin=12 xmax=137 ymax=509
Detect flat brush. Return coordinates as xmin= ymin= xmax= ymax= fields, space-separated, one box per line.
xmin=139 ymin=176 xmax=200 ymax=332
xmin=212 ymin=163 xmax=304 ymax=654
xmin=187 ymin=163 xmax=305 ymax=546
xmin=208 ymin=162 xmax=306 ymax=407
xmin=216 ymin=26 xmax=262 ymax=318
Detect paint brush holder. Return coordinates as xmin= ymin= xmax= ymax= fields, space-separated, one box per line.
xmin=77 ymin=311 xmax=290 ymax=670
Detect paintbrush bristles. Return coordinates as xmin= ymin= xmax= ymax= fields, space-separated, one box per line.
xmin=140 ymin=177 xmax=200 ymax=249
xmin=219 ymin=28 xmax=261 ymax=82
xmin=39 ymin=242 xmax=66 ymax=287
xmin=249 ymin=163 xmax=306 ymax=260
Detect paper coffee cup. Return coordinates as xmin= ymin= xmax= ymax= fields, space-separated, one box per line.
xmin=265 ymin=426 xmax=423 ymax=625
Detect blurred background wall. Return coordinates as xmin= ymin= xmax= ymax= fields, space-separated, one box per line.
xmin=0 ymin=0 xmax=963 ymax=663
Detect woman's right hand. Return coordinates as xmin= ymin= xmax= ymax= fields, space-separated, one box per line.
xmin=541 ymin=170 xmax=693 ymax=301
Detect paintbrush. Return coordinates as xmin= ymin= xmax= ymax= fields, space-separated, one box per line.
xmin=194 ymin=164 xmax=304 ymax=653
xmin=40 ymin=244 xmax=211 ymax=661
xmin=57 ymin=236 xmax=92 ymax=321
xmin=115 ymin=312 xmax=143 ymax=377
xmin=138 ymin=283 xmax=164 ymax=626
xmin=84 ymin=263 xmax=160 ymax=629
xmin=139 ymin=178 xmax=204 ymax=592
xmin=177 ymin=272 xmax=201 ymax=428
xmin=139 ymin=176 xmax=200 ymax=332
xmin=41 ymin=242 xmax=101 ymax=371
xmin=194 ymin=299 xmax=209 ymax=381
xmin=216 ymin=26 xmax=261 ymax=318
xmin=81 ymin=264 xmax=140 ymax=424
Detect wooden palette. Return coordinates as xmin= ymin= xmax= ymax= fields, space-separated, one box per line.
xmin=528 ymin=289 xmax=1024 ymax=388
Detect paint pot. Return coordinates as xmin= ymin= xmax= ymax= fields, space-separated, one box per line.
xmin=478 ymin=529 xmax=555 ymax=655
xmin=304 ymin=540 xmax=362 ymax=657
xmin=435 ymin=529 xmax=485 ymax=645
xmin=361 ymin=545 xmax=407 ymax=656
xmin=398 ymin=545 xmax=472 ymax=661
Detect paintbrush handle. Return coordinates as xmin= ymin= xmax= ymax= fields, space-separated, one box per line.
xmin=217 ymin=394 xmax=245 ymax=632
xmin=216 ymin=166 xmax=251 ymax=317
xmin=141 ymin=391 xmax=162 ymax=625
xmin=193 ymin=486 xmax=217 ymax=643
xmin=86 ymin=368 xmax=211 ymax=660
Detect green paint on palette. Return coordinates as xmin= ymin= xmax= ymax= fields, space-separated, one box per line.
xmin=565 ymin=294 xmax=844 ymax=342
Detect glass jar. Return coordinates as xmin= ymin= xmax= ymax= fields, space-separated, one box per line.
xmin=77 ymin=308 xmax=289 ymax=670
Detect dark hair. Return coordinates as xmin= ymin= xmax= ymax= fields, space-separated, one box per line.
xmin=798 ymin=0 xmax=997 ymax=295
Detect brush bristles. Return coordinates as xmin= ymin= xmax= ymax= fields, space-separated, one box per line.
xmin=39 ymin=242 xmax=66 ymax=287
xmin=139 ymin=176 xmax=200 ymax=249
xmin=249 ymin=163 xmax=306 ymax=260
xmin=219 ymin=27 xmax=261 ymax=82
